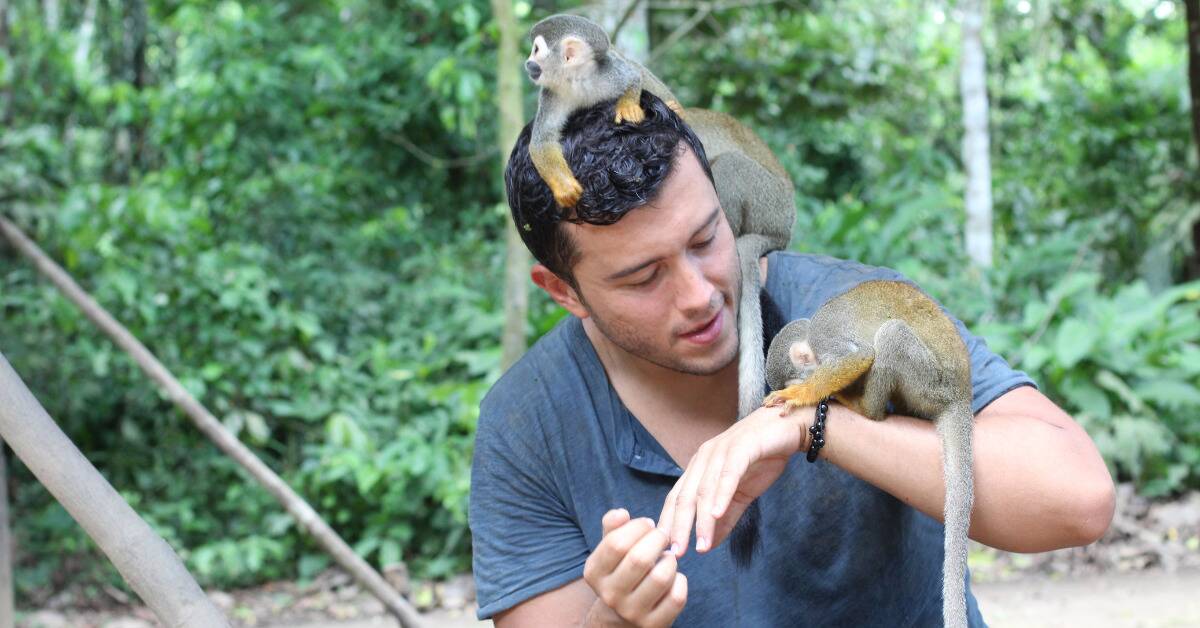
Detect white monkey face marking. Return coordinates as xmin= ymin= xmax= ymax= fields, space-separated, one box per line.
xmin=526 ymin=35 xmax=551 ymax=85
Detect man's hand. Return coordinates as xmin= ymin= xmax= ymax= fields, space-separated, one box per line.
xmin=658 ymin=405 xmax=809 ymax=557
xmin=582 ymin=509 xmax=688 ymax=627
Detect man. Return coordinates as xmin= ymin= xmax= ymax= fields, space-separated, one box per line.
xmin=470 ymin=93 xmax=1114 ymax=626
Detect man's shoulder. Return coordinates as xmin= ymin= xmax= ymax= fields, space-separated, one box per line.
xmin=477 ymin=315 xmax=597 ymax=443
xmin=765 ymin=251 xmax=908 ymax=317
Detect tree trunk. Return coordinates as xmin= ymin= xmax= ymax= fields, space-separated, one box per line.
xmin=0 ymin=441 xmax=11 ymax=628
xmin=0 ymin=356 xmax=229 ymax=627
xmin=1187 ymin=0 xmax=1200 ymax=167
xmin=126 ymin=0 xmax=147 ymax=173
xmin=492 ymin=0 xmax=529 ymax=370
xmin=0 ymin=217 xmax=427 ymax=628
xmin=960 ymin=0 xmax=994 ymax=268
xmin=42 ymin=0 xmax=58 ymax=32
xmin=1186 ymin=0 xmax=1200 ymax=280
xmin=0 ymin=0 xmax=10 ymax=127
xmin=74 ymin=0 xmax=98 ymax=78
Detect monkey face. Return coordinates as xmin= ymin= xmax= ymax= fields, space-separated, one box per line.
xmin=526 ymin=34 xmax=593 ymax=88
xmin=526 ymin=35 xmax=549 ymax=83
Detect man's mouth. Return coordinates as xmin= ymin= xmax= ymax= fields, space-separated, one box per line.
xmin=680 ymin=309 xmax=723 ymax=345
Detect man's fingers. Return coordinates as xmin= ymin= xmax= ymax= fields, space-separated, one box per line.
xmin=610 ymin=524 xmax=671 ymax=595
xmin=585 ymin=516 xmax=656 ymax=583
xmin=711 ymin=450 xmax=750 ymax=521
xmin=693 ymin=448 xmax=728 ymax=554
xmin=643 ymin=572 xmax=688 ymax=628
xmin=602 ymin=508 xmax=630 ymax=536
xmin=668 ymin=446 xmax=712 ymax=556
xmin=622 ymin=550 xmax=677 ymax=616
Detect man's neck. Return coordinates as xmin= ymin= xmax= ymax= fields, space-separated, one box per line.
xmin=581 ymin=317 xmax=739 ymax=423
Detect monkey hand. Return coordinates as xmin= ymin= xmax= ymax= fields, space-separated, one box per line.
xmin=657 ymin=405 xmax=809 ymax=559
xmin=614 ymin=98 xmax=646 ymax=125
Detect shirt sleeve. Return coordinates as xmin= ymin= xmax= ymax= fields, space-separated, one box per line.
xmin=469 ymin=396 xmax=591 ymax=619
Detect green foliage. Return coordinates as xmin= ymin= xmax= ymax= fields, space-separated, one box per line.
xmin=978 ymin=275 xmax=1200 ymax=495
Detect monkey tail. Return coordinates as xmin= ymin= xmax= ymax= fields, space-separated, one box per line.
xmin=729 ymin=499 xmax=760 ymax=568
xmin=727 ymin=234 xmax=773 ymax=569
xmin=735 ymin=234 xmax=771 ymax=420
xmin=936 ymin=400 xmax=975 ymax=628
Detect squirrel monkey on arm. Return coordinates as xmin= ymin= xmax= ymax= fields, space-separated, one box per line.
xmin=764 ymin=280 xmax=975 ymax=628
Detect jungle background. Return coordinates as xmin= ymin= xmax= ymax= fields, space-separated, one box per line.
xmin=1 ymin=0 xmax=1199 ymax=625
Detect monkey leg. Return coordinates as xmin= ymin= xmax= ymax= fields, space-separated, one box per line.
xmin=870 ymin=318 xmax=947 ymax=418
xmin=764 ymin=349 xmax=874 ymax=414
xmin=529 ymin=142 xmax=584 ymax=208
xmin=614 ymin=86 xmax=646 ymax=124
xmin=709 ymin=152 xmax=792 ymax=251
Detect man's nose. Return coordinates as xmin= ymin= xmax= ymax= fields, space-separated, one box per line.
xmin=675 ymin=259 xmax=715 ymax=314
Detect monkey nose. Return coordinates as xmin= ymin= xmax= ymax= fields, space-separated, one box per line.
xmin=525 ymin=60 xmax=541 ymax=81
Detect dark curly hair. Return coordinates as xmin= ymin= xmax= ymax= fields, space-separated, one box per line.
xmin=504 ymin=91 xmax=714 ymax=286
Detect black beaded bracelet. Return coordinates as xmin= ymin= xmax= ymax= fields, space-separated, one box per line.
xmin=806 ymin=397 xmax=831 ymax=463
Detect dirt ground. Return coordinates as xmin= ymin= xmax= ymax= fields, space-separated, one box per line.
xmin=18 ymin=569 xmax=1200 ymax=628
xmin=268 ymin=570 xmax=1200 ymax=628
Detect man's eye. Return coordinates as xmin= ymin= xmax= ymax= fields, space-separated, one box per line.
xmin=631 ymin=271 xmax=658 ymax=288
xmin=693 ymin=235 xmax=716 ymax=249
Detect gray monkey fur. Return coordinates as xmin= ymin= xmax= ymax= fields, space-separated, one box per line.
xmin=764 ymin=280 xmax=974 ymax=628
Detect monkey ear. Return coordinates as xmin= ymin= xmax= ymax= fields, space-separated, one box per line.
xmin=560 ymin=37 xmax=591 ymax=66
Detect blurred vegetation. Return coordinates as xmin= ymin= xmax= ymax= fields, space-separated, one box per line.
xmin=0 ymin=0 xmax=1197 ymax=599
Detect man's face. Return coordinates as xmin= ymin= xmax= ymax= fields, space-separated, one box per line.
xmin=562 ymin=146 xmax=740 ymax=376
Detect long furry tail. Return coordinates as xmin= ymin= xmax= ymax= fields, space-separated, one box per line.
xmin=727 ymin=234 xmax=772 ymax=568
xmin=734 ymin=234 xmax=770 ymax=420
xmin=937 ymin=400 xmax=975 ymax=628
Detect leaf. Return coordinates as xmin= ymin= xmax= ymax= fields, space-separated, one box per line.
xmin=1133 ymin=379 xmax=1200 ymax=409
xmin=1060 ymin=377 xmax=1112 ymax=419
xmin=1054 ymin=318 xmax=1099 ymax=368
xmin=1096 ymin=370 xmax=1147 ymax=414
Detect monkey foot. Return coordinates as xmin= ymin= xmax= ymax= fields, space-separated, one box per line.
xmin=549 ymin=175 xmax=584 ymax=208
xmin=667 ymin=100 xmax=685 ymax=115
xmin=614 ymin=101 xmax=646 ymax=125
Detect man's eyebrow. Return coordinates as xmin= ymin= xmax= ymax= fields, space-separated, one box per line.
xmin=605 ymin=206 xmax=722 ymax=282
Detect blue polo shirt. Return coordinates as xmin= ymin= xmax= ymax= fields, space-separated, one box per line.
xmin=469 ymin=252 xmax=1035 ymax=625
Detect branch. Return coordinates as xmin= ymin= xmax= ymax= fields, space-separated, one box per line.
xmin=611 ymin=0 xmax=646 ymax=43
xmin=649 ymin=4 xmax=712 ymax=65
xmin=384 ymin=131 xmax=497 ymax=169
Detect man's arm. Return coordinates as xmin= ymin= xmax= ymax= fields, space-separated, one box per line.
xmin=821 ymin=384 xmax=1115 ymax=552
xmin=659 ymin=385 xmax=1115 ymax=557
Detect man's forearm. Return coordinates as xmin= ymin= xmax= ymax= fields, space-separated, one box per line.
xmin=816 ymin=386 xmax=1115 ymax=552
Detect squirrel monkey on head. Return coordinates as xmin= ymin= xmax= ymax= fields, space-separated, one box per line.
xmin=525 ymin=14 xmax=683 ymax=209
xmin=764 ymin=279 xmax=975 ymax=628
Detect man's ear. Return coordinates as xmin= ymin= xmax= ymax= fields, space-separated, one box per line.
xmin=531 ymin=263 xmax=588 ymax=320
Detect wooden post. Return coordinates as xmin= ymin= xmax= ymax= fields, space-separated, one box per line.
xmin=0 ymin=439 xmax=12 ymax=628
xmin=0 ymin=354 xmax=229 ymax=627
